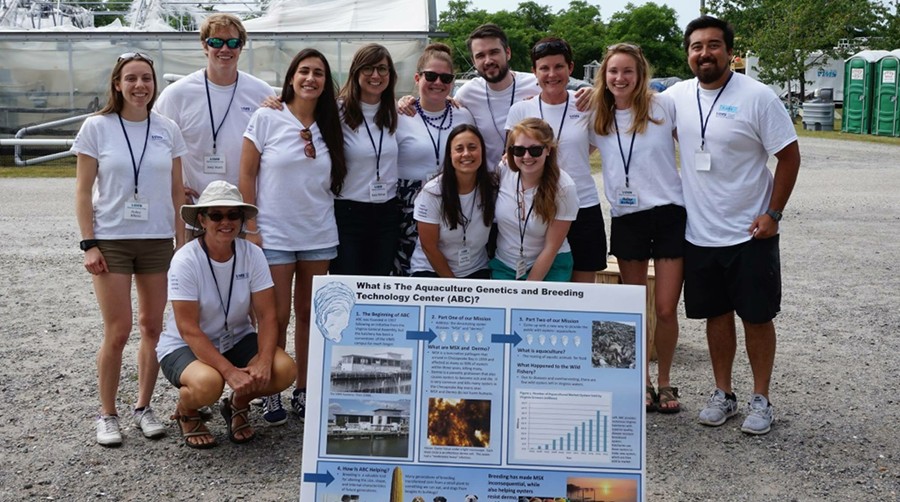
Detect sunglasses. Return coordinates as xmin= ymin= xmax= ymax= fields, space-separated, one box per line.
xmin=300 ymin=128 xmax=316 ymax=159
xmin=118 ymin=52 xmax=154 ymax=66
xmin=206 ymin=37 xmax=243 ymax=49
xmin=419 ymin=71 xmax=454 ymax=84
xmin=205 ymin=210 xmax=243 ymax=222
xmin=532 ymin=40 xmax=570 ymax=58
xmin=361 ymin=64 xmax=390 ymax=76
xmin=509 ymin=145 xmax=546 ymax=157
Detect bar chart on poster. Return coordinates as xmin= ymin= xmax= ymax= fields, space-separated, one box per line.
xmin=515 ymin=389 xmax=612 ymax=463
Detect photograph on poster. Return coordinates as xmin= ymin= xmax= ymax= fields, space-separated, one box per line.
xmin=329 ymin=346 xmax=413 ymax=395
xmin=325 ymin=398 xmax=411 ymax=458
xmin=567 ymin=475 xmax=638 ymax=502
xmin=427 ymin=398 xmax=492 ymax=447
xmin=591 ymin=321 xmax=637 ymax=369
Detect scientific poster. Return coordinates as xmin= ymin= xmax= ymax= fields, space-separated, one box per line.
xmin=300 ymin=276 xmax=646 ymax=502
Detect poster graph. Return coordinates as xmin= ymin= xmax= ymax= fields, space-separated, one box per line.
xmin=515 ymin=389 xmax=612 ymax=464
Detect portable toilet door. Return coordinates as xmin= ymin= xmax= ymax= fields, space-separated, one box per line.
xmin=843 ymin=50 xmax=891 ymax=134
xmin=873 ymin=52 xmax=900 ymax=137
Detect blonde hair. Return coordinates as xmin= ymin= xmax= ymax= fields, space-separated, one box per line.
xmin=592 ymin=43 xmax=661 ymax=136
xmin=200 ymin=13 xmax=248 ymax=46
xmin=506 ymin=118 xmax=560 ymax=223
xmin=416 ymin=42 xmax=454 ymax=72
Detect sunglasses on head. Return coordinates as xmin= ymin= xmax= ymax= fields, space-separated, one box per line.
xmin=118 ymin=52 xmax=154 ymax=66
xmin=532 ymin=40 xmax=570 ymax=58
xmin=300 ymin=128 xmax=317 ymax=159
xmin=206 ymin=37 xmax=243 ymax=49
xmin=205 ymin=210 xmax=243 ymax=222
xmin=509 ymin=145 xmax=546 ymax=157
xmin=419 ymin=70 xmax=454 ymax=84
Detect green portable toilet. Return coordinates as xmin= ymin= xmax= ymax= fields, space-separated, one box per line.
xmin=843 ymin=50 xmax=891 ymax=134
xmin=873 ymin=50 xmax=900 ymax=137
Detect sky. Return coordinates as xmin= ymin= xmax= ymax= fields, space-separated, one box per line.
xmin=434 ymin=0 xmax=705 ymax=29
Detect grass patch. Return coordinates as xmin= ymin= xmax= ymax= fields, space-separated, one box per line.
xmin=0 ymin=155 xmax=76 ymax=178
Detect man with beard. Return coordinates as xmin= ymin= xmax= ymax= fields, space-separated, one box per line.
xmin=665 ymin=15 xmax=800 ymax=435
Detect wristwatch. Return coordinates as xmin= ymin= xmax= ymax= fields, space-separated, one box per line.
xmin=765 ymin=209 xmax=783 ymax=222
xmin=80 ymin=239 xmax=99 ymax=251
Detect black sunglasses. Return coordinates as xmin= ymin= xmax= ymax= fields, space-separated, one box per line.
xmin=206 ymin=37 xmax=243 ymax=49
xmin=118 ymin=52 xmax=154 ymax=66
xmin=205 ymin=210 xmax=243 ymax=222
xmin=532 ymin=40 xmax=570 ymax=58
xmin=509 ymin=145 xmax=546 ymax=157
xmin=419 ymin=71 xmax=454 ymax=84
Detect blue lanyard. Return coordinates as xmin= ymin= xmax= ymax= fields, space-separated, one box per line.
xmin=613 ymin=112 xmax=636 ymax=188
xmin=200 ymin=239 xmax=236 ymax=334
xmin=204 ymin=70 xmax=239 ymax=155
xmin=538 ymin=92 xmax=569 ymax=142
xmin=117 ymin=113 xmax=150 ymax=197
xmin=362 ymin=115 xmax=384 ymax=181
xmin=485 ymin=77 xmax=516 ymax=147
xmin=516 ymin=173 xmax=536 ymax=257
xmin=696 ymin=72 xmax=733 ymax=150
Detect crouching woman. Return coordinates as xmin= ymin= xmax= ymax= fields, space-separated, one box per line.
xmin=156 ymin=181 xmax=295 ymax=448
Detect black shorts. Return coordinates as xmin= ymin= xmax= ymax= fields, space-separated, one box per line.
xmin=610 ymin=204 xmax=686 ymax=261
xmin=160 ymin=333 xmax=259 ymax=388
xmin=684 ymin=235 xmax=781 ymax=323
xmin=567 ymin=203 xmax=608 ymax=272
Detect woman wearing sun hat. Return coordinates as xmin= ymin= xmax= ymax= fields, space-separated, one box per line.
xmin=156 ymin=180 xmax=294 ymax=448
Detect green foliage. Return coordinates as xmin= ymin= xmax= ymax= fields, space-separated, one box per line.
xmin=607 ymin=2 xmax=691 ymax=78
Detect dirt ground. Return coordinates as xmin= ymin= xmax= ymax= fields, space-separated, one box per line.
xmin=0 ymin=134 xmax=898 ymax=501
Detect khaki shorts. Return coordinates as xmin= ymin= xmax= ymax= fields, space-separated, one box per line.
xmin=97 ymin=239 xmax=174 ymax=274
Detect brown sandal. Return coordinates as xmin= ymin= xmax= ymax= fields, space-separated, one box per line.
xmin=173 ymin=413 xmax=217 ymax=449
xmin=657 ymin=386 xmax=681 ymax=414
xmin=646 ymin=385 xmax=658 ymax=413
xmin=220 ymin=395 xmax=255 ymax=444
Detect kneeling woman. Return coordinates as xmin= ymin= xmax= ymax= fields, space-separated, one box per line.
xmin=409 ymin=124 xmax=497 ymax=279
xmin=156 ymin=181 xmax=295 ymax=448
xmin=491 ymin=118 xmax=579 ymax=281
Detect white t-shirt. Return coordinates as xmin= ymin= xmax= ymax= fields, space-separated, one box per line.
xmin=665 ymin=72 xmax=797 ymax=246
xmin=341 ymin=101 xmax=399 ymax=202
xmin=455 ymin=72 xmax=540 ymax=169
xmin=396 ymin=105 xmax=474 ymax=181
xmin=409 ymin=176 xmax=491 ymax=277
xmin=244 ymin=107 xmax=338 ymax=251
xmin=590 ymin=93 xmax=684 ymax=217
xmin=155 ymin=69 xmax=275 ymax=193
xmin=71 ymin=111 xmax=187 ymax=239
xmin=156 ymin=238 xmax=273 ymax=361
xmin=494 ymin=164 xmax=579 ymax=270
xmin=506 ymin=90 xmax=598 ymax=207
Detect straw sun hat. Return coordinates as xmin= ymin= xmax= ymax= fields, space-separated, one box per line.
xmin=180 ymin=180 xmax=259 ymax=229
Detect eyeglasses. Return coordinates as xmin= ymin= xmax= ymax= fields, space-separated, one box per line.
xmin=419 ymin=71 xmax=454 ymax=84
xmin=300 ymin=128 xmax=316 ymax=159
xmin=206 ymin=37 xmax=243 ymax=49
xmin=361 ymin=64 xmax=390 ymax=76
xmin=205 ymin=210 xmax=243 ymax=222
xmin=532 ymin=40 xmax=570 ymax=58
xmin=118 ymin=52 xmax=154 ymax=66
xmin=509 ymin=145 xmax=546 ymax=158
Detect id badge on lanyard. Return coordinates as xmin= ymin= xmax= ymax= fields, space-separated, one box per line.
xmin=123 ymin=198 xmax=149 ymax=221
xmin=204 ymin=155 xmax=226 ymax=174
xmin=615 ymin=187 xmax=639 ymax=207
xmin=370 ymin=181 xmax=389 ymax=202
xmin=458 ymin=246 xmax=472 ymax=268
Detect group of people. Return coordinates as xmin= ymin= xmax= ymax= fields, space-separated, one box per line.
xmin=73 ymin=12 xmax=800 ymax=449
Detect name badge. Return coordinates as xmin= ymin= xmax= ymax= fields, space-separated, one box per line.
xmin=204 ymin=155 xmax=226 ymax=174
xmin=123 ymin=200 xmax=149 ymax=221
xmin=369 ymin=181 xmax=389 ymax=202
xmin=694 ymin=149 xmax=712 ymax=171
xmin=515 ymin=257 xmax=528 ymax=280
xmin=616 ymin=188 xmax=639 ymax=207
xmin=219 ymin=328 xmax=234 ymax=353
xmin=458 ymin=246 xmax=472 ymax=267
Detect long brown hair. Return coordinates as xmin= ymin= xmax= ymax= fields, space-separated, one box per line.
xmin=506 ymin=118 xmax=560 ymax=223
xmin=338 ymin=44 xmax=398 ymax=133
xmin=592 ymin=43 xmax=661 ymax=136
xmin=435 ymin=124 xmax=497 ymax=229
xmin=97 ymin=53 xmax=158 ymax=116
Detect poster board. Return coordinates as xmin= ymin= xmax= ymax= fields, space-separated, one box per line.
xmin=300 ymin=276 xmax=647 ymax=502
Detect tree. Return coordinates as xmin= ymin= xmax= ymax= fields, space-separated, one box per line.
xmin=606 ymin=2 xmax=689 ymax=78
xmin=549 ymin=1 xmax=608 ymax=79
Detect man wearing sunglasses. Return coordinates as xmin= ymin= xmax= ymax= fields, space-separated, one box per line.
xmin=155 ymin=13 xmax=275 ymax=242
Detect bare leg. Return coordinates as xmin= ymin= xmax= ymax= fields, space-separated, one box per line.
xmin=570 ymin=270 xmax=596 ymax=283
xmin=134 ymin=272 xmax=167 ymax=409
xmin=268 ymin=264 xmax=296 ymax=350
xmin=707 ymin=311 xmax=737 ymax=394
xmin=176 ymin=360 xmax=225 ymax=446
xmin=93 ymin=273 xmax=134 ymax=416
xmin=617 ymin=259 xmax=650 ymax=384
xmin=652 ymin=258 xmax=683 ymax=391
xmin=294 ymin=260 xmax=330 ymax=388
xmin=743 ymin=320 xmax=776 ymax=398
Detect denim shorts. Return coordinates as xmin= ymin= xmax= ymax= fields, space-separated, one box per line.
xmin=263 ymin=246 xmax=338 ymax=265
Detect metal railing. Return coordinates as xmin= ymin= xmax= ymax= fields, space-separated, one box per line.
xmin=0 ymin=113 xmax=89 ymax=166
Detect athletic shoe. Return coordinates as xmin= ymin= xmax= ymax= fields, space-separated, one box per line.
xmin=132 ymin=406 xmax=166 ymax=439
xmin=698 ymin=388 xmax=739 ymax=426
xmin=290 ymin=389 xmax=306 ymax=422
xmin=262 ymin=394 xmax=288 ymax=426
xmin=741 ymin=394 xmax=774 ymax=435
xmin=96 ymin=414 xmax=123 ymax=446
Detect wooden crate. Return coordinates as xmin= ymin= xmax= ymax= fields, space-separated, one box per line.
xmin=595 ymin=257 xmax=657 ymax=361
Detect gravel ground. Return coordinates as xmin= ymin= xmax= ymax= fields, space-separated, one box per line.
xmin=0 ymin=135 xmax=898 ymax=501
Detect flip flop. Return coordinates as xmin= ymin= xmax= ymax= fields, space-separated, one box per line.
xmin=646 ymin=385 xmax=658 ymax=413
xmin=173 ymin=413 xmax=217 ymax=449
xmin=221 ymin=395 xmax=255 ymax=444
xmin=657 ymin=386 xmax=681 ymax=414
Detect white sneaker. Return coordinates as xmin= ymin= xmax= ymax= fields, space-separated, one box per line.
xmin=741 ymin=394 xmax=775 ymax=435
xmin=698 ymin=388 xmax=739 ymax=426
xmin=96 ymin=414 xmax=122 ymax=446
xmin=132 ymin=407 xmax=166 ymax=439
